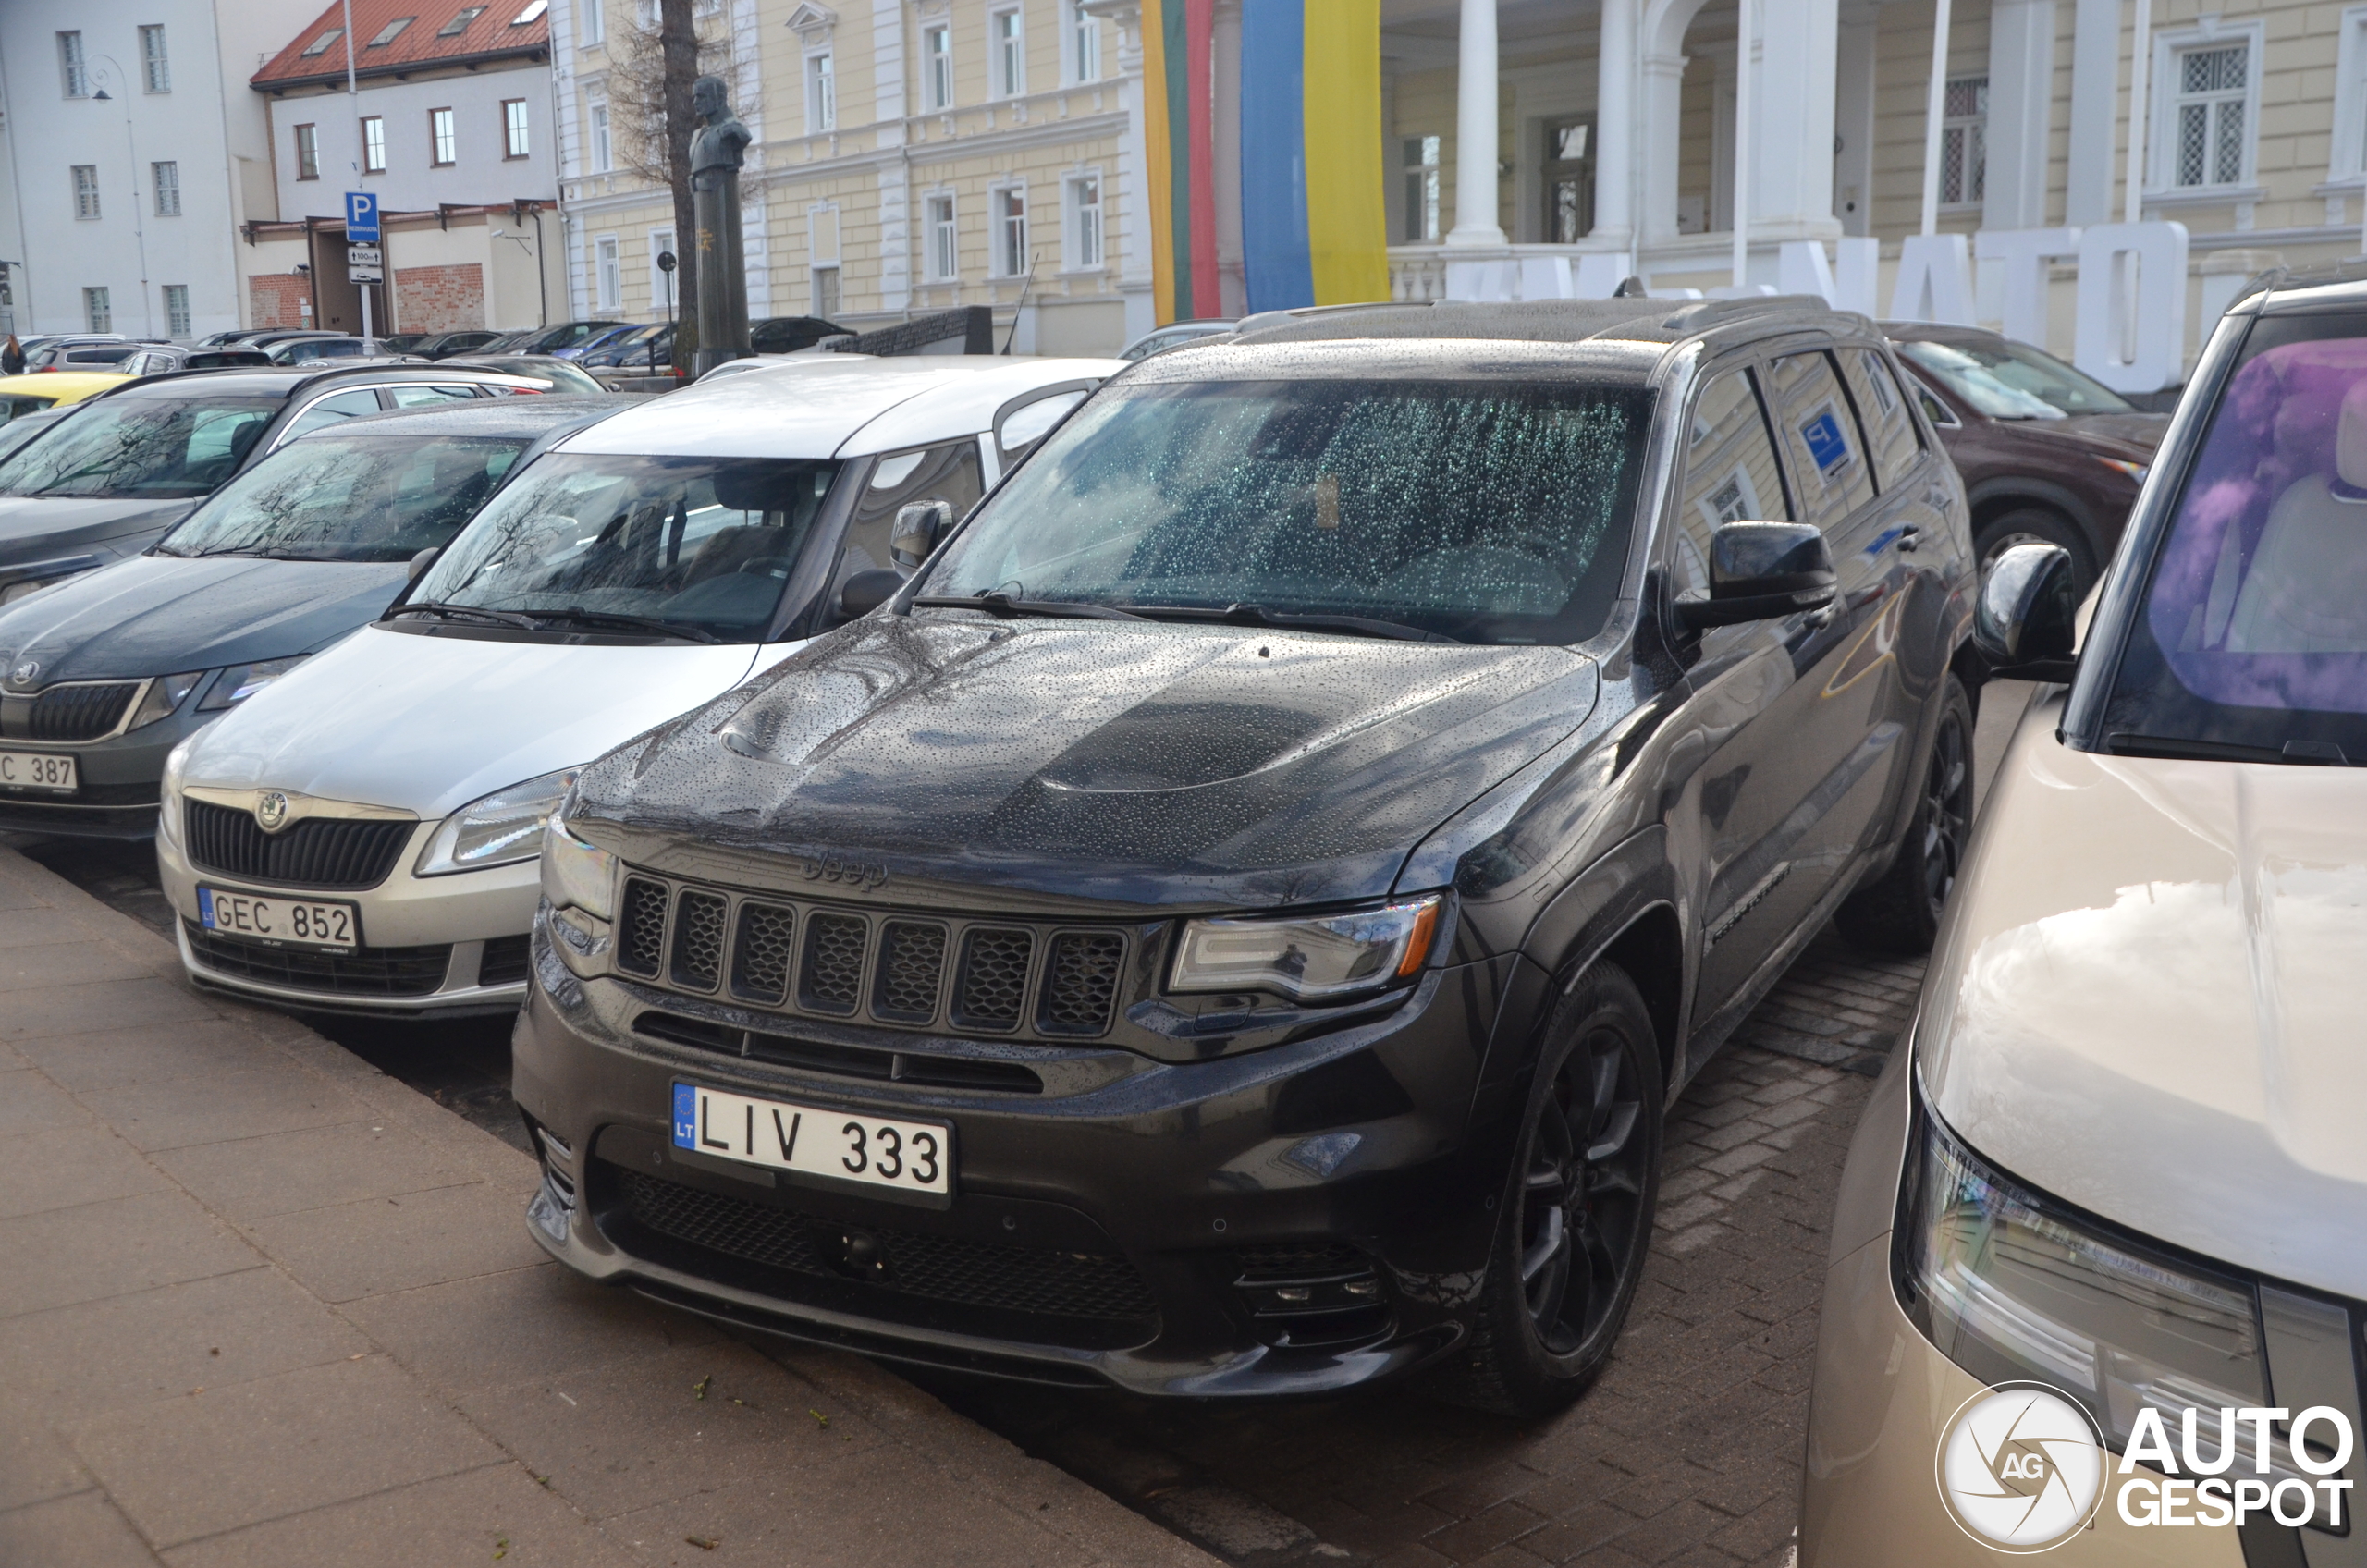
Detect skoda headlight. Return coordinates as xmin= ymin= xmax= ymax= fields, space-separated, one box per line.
xmin=127 ymin=671 xmax=205 ymax=732
xmin=539 ymin=814 xmax=615 ymax=919
xmin=1169 ymin=894 xmax=1442 ymax=1004
xmin=197 ymin=655 xmax=307 ymax=711
xmin=415 ymin=767 xmax=579 ymax=876
xmin=1901 ymin=1093 xmax=2286 ymax=1466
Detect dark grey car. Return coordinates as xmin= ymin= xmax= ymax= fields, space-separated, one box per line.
xmin=0 ymin=363 xmax=551 ymax=608
xmin=0 ymin=397 xmax=628 ymax=837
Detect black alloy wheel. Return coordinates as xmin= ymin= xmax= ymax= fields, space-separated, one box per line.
xmin=1441 ymin=962 xmax=1662 ymax=1418
xmin=1835 ymin=673 xmax=1977 ymax=955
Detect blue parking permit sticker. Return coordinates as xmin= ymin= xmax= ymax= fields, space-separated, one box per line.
xmin=671 ymin=1083 xmax=697 ymax=1149
xmin=1803 ymin=410 xmax=1850 ymax=473
xmin=197 ymin=887 xmax=215 ymax=928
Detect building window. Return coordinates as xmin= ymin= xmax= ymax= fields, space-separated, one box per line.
xmin=595 ymin=235 xmax=620 ymax=310
xmin=300 ymin=27 xmax=343 ymax=57
xmin=2172 ymin=43 xmax=2250 ymax=188
xmin=1939 ymin=77 xmax=1987 ymax=206
xmin=1067 ymin=173 xmax=1102 ymax=269
xmin=59 ymin=31 xmax=88 ymax=97
xmin=368 ymin=16 xmax=415 ymax=47
xmin=431 ymin=107 xmax=457 ymax=165
xmin=649 ymin=227 xmax=677 ymax=311
xmin=812 ymin=265 xmax=840 ymax=319
xmin=994 ymin=186 xmax=1028 ymax=276
xmin=583 ymin=0 xmax=605 ymax=44
xmin=1070 ymin=3 xmax=1099 ymax=83
xmin=71 ymin=165 xmax=101 ymax=219
xmin=295 ymin=123 xmax=320 ymax=180
xmin=806 ymin=52 xmax=835 ymax=132
xmin=588 ymin=103 xmax=612 ymax=170
xmin=153 ymin=162 xmax=180 ymax=216
xmin=140 ymin=25 xmax=170 ymax=92
xmin=926 ymin=193 xmax=957 ymax=280
xmin=993 ymin=9 xmax=1024 ymax=97
xmin=84 ymin=287 xmax=111 ymax=333
xmin=438 ymin=6 xmax=487 ymax=35
xmin=163 ymin=284 xmax=190 ymax=337
xmin=362 ymin=116 xmax=386 ymax=172
xmin=504 ymin=99 xmax=531 ymax=158
xmin=925 ymin=24 xmax=952 ymax=110
xmin=1402 ymin=135 xmax=1441 ymax=242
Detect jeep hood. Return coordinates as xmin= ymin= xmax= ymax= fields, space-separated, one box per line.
xmin=571 ymin=614 xmax=1600 ymax=910
xmin=0 ymin=496 xmax=199 ymax=566
xmin=1920 ymin=692 xmax=2367 ymax=1299
xmin=0 ymin=554 xmax=408 ymax=681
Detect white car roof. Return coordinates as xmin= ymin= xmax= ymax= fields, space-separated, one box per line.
xmin=557 ymin=355 xmax=1127 ymax=460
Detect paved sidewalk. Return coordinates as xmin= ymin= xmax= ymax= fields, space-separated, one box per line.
xmin=0 ymin=845 xmax=1215 ymax=1568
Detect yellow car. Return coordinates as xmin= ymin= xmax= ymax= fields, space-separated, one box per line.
xmin=0 ymin=370 xmax=132 ymax=423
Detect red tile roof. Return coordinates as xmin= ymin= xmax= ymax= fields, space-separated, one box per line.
xmin=252 ymin=0 xmax=548 ymax=89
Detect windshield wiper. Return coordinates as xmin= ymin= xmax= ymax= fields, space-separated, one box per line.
xmin=2104 ymin=732 xmax=2354 ymax=766
xmin=512 ymin=607 xmax=722 ymax=643
xmin=389 ymin=600 xmax=542 ymax=631
xmin=911 ymin=592 xmax=1144 ymax=622
xmin=1125 ymin=601 xmax=1448 ymax=643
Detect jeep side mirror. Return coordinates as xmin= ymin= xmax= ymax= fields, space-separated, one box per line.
xmin=1674 ymin=521 xmax=1838 ymax=630
xmin=890 ymin=499 xmax=955 ymax=568
xmin=837 ymin=568 xmax=905 ymax=622
xmin=407 ymin=546 xmax=440 ymax=583
xmin=1973 ymin=543 xmax=2079 ymax=681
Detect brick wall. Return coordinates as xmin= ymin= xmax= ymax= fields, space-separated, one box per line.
xmin=393 ymin=263 xmax=485 ymax=334
xmin=248 ymin=274 xmax=312 ymax=330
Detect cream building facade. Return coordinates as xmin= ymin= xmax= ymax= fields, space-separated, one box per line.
xmin=550 ymin=0 xmax=1147 ymax=352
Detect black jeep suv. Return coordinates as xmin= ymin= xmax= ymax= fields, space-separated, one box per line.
xmin=517 ymin=296 xmax=1980 ymax=1414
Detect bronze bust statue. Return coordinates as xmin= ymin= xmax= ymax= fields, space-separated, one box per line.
xmin=687 ymin=74 xmax=752 ymax=371
xmin=690 ymin=75 xmax=751 ymax=191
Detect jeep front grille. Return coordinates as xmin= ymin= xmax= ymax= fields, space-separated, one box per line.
xmin=607 ymin=868 xmax=1132 ymax=1041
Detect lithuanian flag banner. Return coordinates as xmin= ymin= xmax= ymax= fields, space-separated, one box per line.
xmin=1143 ymin=0 xmax=1220 ymax=325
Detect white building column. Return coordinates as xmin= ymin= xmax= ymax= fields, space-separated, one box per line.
xmin=1593 ymin=0 xmax=1637 ymax=255
xmin=1445 ymin=0 xmax=1504 ymax=247
xmin=1639 ymin=49 xmax=1689 ymax=244
xmin=1084 ymin=0 xmax=1156 ymax=340
xmin=1748 ymin=0 xmax=1840 ymax=242
xmin=1984 ymin=0 xmax=2057 ymax=228
xmin=2066 ymin=0 xmax=2121 ymax=225
xmin=1834 ymin=3 xmax=1877 ymax=236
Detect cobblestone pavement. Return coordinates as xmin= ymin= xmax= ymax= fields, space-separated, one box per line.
xmin=918 ymin=934 xmax=1921 ymax=1568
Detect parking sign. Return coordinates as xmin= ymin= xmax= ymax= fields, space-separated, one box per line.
xmin=344 ymin=191 xmax=379 ymax=244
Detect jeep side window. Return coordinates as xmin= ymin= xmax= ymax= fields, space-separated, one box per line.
xmin=1672 ymin=368 xmax=1790 ymax=594
xmin=1766 ymin=350 xmax=1875 ymax=530
xmin=1836 ymin=348 xmax=1922 ymax=492
xmin=833 ymin=438 xmax=986 ymax=599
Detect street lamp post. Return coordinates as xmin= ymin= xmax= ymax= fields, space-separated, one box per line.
xmin=89 ymin=59 xmax=155 ymax=338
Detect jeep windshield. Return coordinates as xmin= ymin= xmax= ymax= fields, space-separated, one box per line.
xmin=919 ymin=378 xmax=1652 ymax=645
xmin=156 ymin=433 xmax=528 ymax=562
xmin=402 ymin=452 xmax=839 ymax=643
xmin=0 ymin=395 xmax=280 ymax=500
xmin=2099 ymin=315 xmax=2367 ymax=764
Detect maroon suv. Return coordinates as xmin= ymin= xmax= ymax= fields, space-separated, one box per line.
xmin=1884 ymin=323 xmax=2166 ymax=592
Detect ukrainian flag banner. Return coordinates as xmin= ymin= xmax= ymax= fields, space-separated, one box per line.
xmin=1144 ymin=0 xmax=1221 ymax=324
xmin=1239 ymin=0 xmax=1388 ymax=313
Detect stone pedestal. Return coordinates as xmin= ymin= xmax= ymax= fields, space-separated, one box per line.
xmin=693 ymin=170 xmax=749 ymax=375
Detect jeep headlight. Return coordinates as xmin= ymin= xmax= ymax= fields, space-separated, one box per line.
xmin=1169 ymin=894 xmax=1442 ymax=1004
xmin=538 ymin=813 xmax=615 ymax=919
xmin=415 ymin=767 xmax=579 ymax=876
xmin=1901 ymin=1093 xmax=2284 ymax=1466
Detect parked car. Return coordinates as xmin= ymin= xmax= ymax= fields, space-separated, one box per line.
xmin=1119 ymin=318 xmax=1238 ymax=361
xmin=27 ymin=340 xmax=144 ymax=373
xmin=579 ymin=324 xmax=674 ymax=373
xmin=267 ymin=337 xmax=422 ymax=365
xmin=0 ymin=371 xmax=132 ymax=427
xmin=749 ymin=315 xmax=849 ymax=354
xmin=410 ymin=330 xmax=508 ymax=360
xmin=118 ymin=345 xmax=194 ymax=377
xmin=0 ymin=407 xmax=76 ymax=473
xmin=0 ymin=397 xmax=624 ymax=839
xmin=490 ymin=321 xmax=626 ymax=357
xmin=511 ymin=296 xmax=1979 ymax=1408
xmin=1801 ymin=268 xmax=2367 ymax=1565
xmin=550 ymin=325 xmax=646 ymax=361
xmin=0 ymin=362 xmax=554 ymax=607
xmin=436 ymin=355 xmax=607 ymax=396
xmin=1885 ymin=323 xmax=2165 ymax=593
xmin=155 ymin=354 xmax=1123 ymax=1020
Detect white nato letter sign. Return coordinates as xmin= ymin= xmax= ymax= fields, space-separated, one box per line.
xmin=1975 ymin=227 xmax=2079 ymax=347
xmin=1889 ymin=233 xmax=1977 ymax=325
xmin=2074 ymin=222 xmax=2189 ymax=394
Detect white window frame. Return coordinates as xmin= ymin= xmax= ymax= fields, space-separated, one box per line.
xmin=924 ymin=23 xmax=953 ymax=111
xmin=163 ymin=284 xmax=191 ymax=337
xmin=430 ymin=106 xmax=459 ymax=166
xmin=583 ymin=0 xmax=606 ymax=45
xmin=59 ymin=31 xmax=88 ymax=98
xmin=1063 ymin=169 xmax=1103 ymax=272
xmin=648 ymin=227 xmax=678 ymax=312
xmin=811 ymin=264 xmax=841 ymax=319
xmin=1065 ymin=2 xmax=1100 ymax=84
xmin=1938 ymin=76 xmax=1986 ymax=210
xmin=806 ymin=49 xmax=837 ymax=133
xmin=83 ymin=287 xmax=110 ymax=333
xmin=71 ymin=165 xmax=100 ymax=220
xmin=2146 ymin=18 xmax=2265 ymax=196
xmin=140 ymin=25 xmax=170 ymax=92
xmin=1402 ymin=135 xmax=1441 ymax=242
xmin=153 ymin=161 xmax=180 ymax=217
xmin=589 ymin=101 xmax=613 ymax=172
xmin=504 ymin=99 xmax=531 ymax=159
xmin=362 ymin=115 xmax=386 ymax=173
xmin=594 ymin=233 xmax=621 ymax=311
xmin=992 ymin=183 xmax=1029 ymax=277
xmin=2332 ymin=6 xmax=2367 ymax=181
xmin=926 ymin=191 xmax=959 ymax=282
xmin=295 ymin=123 xmax=320 ymax=180
xmin=990 ymin=7 xmax=1025 ymax=99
